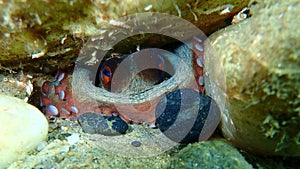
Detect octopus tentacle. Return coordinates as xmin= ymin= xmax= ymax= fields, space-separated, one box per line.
xmin=192 ymin=36 xmax=205 ymax=94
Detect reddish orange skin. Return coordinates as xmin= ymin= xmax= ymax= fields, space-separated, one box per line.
xmin=101 ymin=65 xmax=112 ymax=87
xmin=192 ymin=37 xmax=205 ymax=94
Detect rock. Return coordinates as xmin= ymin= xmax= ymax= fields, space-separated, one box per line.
xmin=0 ymin=0 xmax=249 ymax=72
xmin=66 ymin=133 xmax=80 ymax=145
xmin=0 ymin=94 xmax=48 ymax=168
xmin=205 ymin=0 xmax=300 ymax=156
xmin=155 ymin=89 xmax=220 ymax=143
xmin=0 ymin=73 xmax=33 ymax=101
xmin=131 ymin=140 xmax=142 ymax=147
xmin=77 ymin=112 xmax=128 ymax=136
xmin=171 ymin=139 xmax=252 ymax=169
xmin=36 ymin=141 xmax=47 ymax=152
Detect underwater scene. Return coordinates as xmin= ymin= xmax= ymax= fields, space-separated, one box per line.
xmin=0 ymin=0 xmax=299 ymax=168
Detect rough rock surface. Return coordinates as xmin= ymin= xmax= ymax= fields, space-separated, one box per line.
xmin=205 ymin=0 xmax=300 ymax=156
xmin=0 ymin=0 xmax=249 ymax=72
xmin=78 ymin=112 xmax=128 ymax=136
xmin=0 ymin=94 xmax=48 ymax=168
xmin=171 ymin=139 xmax=253 ymax=169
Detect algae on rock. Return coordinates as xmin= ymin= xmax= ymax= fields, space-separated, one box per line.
xmin=171 ymin=139 xmax=253 ymax=169
xmin=205 ymin=0 xmax=300 ymax=156
xmin=0 ymin=0 xmax=249 ymax=72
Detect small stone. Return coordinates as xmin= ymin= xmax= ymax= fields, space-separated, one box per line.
xmin=0 ymin=94 xmax=48 ymax=168
xmin=60 ymin=146 xmax=70 ymax=154
xmin=36 ymin=141 xmax=47 ymax=152
xmin=131 ymin=141 xmax=142 ymax=147
xmin=67 ymin=133 xmax=80 ymax=145
xmin=78 ymin=112 xmax=128 ymax=136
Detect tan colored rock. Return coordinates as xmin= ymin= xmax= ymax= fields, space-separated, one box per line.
xmin=0 ymin=95 xmax=48 ymax=168
xmin=0 ymin=0 xmax=249 ymax=72
xmin=205 ymin=0 xmax=300 ymax=156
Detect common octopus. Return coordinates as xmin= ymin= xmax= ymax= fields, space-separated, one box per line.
xmin=40 ymin=13 xmax=213 ymax=137
xmin=40 ymin=38 xmax=205 ymax=123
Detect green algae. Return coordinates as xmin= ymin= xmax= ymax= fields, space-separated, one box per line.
xmin=205 ymin=0 xmax=300 ymax=156
xmin=170 ymin=139 xmax=253 ymax=169
xmin=0 ymin=0 xmax=249 ymax=72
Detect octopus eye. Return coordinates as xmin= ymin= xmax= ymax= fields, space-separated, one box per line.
xmin=100 ymin=66 xmax=113 ymax=86
xmin=102 ymin=67 xmax=112 ymax=77
xmin=96 ymin=56 xmax=125 ymax=89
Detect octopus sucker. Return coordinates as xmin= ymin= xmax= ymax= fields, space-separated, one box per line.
xmin=47 ymin=105 xmax=59 ymax=116
xmin=58 ymin=90 xmax=65 ymax=100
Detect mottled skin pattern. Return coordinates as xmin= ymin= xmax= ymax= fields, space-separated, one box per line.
xmin=40 ymin=38 xmax=205 ymax=125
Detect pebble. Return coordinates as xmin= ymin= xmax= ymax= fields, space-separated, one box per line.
xmin=60 ymin=146 xmax=70 ymax=154
xmin=0 ymin=94 xmax=48 ymax=168
xmin=77 ymin=112 xmax=128 ymax=136
xmin=131 ymin=141 xmax=142 ymax=147
xmin=36 ymin=141 xmax=48 ymax=152
xmin=67 ymin=133 xmax=80 ymax=145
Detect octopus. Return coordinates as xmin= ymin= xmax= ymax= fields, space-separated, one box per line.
xmin=40 ymin=13 xmax=212 ymax=136
xmin=40 ymin=39 xmax=204 ymax=124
